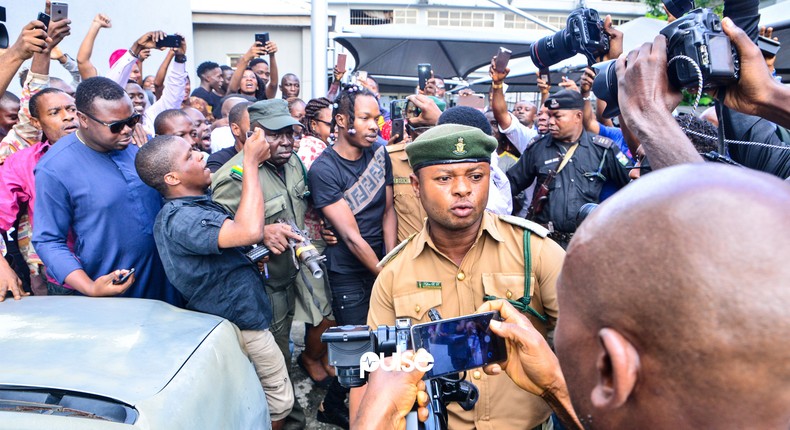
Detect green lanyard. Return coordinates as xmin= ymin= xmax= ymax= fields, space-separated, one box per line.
xmin=484 ymin=230 xmax=548 ymax=323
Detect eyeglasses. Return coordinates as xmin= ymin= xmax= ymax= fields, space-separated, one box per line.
xmin=81 ymin=111 xmax=142 ymax=134
xmin=247 ymin=128 xmax=303 ymax=143
xmin=313 ymin=119 xmax=332 ymax=127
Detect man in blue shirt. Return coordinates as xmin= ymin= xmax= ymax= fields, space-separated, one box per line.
xmin=33 ymin=77 xmax=181 ymax=304
xmin=137 ymin=132 xmax=293 ymax=430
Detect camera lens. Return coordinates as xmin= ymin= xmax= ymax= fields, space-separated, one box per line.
xmin=336 ymin=366 xmax=366 ymax=388
xmin=591 ymin=60 xmax=620 ymax=119
xmin=661 ymin=0 xmax=695 ymax=19
xmin=530 ymin=30 xmax=575 ymax=70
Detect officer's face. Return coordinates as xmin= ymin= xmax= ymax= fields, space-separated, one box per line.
xmin=548 ymin=109 xmax=583 ymax=142
xmin=412 ymin=162 xmax=490 ymax=232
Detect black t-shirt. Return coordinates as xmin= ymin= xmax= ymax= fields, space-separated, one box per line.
xmin=206 ymin=146 xmax=238 ymax=173
xmin=191 ymin=87 xmax=223 ymax=116
xmin=309 ymin=143 xmax=393 ymax=276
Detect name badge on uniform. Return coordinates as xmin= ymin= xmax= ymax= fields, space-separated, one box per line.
xmin=393 ymin=177 xmax=411 ymax=184
xmin=544 ymin=157 xmax=560 ymax=165
xmin=417 ymin=281 xmax=442 ymax=289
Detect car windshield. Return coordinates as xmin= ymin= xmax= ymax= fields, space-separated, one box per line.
xmin=0 ymin=388 xmax=138 ymax=424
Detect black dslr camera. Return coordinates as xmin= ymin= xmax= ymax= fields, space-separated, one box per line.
xmin=592 ymin=8 xmax=739 ymax=118
xmin=530 ymin=7 xmax=610 ymax=69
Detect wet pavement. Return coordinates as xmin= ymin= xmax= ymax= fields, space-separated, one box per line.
xmin=290 ymin=321 xmax=342 ymax=430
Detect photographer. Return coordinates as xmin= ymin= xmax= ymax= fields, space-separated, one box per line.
xmin=136 ymin=131 xmax=294 ymax=430
xmin=357 ymin=163 xmax=790 ymax=430
xmin=359 ymin=124 xmax=564 ymax=429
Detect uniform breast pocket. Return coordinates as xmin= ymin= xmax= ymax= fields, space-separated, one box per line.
xmin=481 ymin=272 xmax=535 ymax=303
xmin=265 ymin=193 xmax=288 ymax=220
xmin=393 ymin=289 xmax=443 ymax=324
xmin=574 ymin=164 xmax=604 ymax=201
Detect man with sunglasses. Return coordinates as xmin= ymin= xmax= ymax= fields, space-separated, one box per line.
xmin=32 ymin=77 xmax=182 ymax=304
xmin=212 ymin=99 xmax=315 ymax=429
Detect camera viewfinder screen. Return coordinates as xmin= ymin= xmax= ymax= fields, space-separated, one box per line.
xmin=411 ymin=312 xmax=507 ymax=379
xmin=708 ymin=35 xmax=735 ymax=75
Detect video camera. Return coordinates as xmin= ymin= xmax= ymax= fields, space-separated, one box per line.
xmin=592 ymin=8 xmax=740 ymax=118
xmin=530 ymin=7 xmax=610 ymax=69
xmin=244 ymin=219 xmax=326 ymax=279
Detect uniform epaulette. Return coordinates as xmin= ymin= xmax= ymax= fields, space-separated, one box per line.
xmin=591 ymin=135 xmax=614 ymax=149
xmin=386 ymin=143 xmax=406 ymax=154
xmin=377 ymin=233 xmax=416 ymax=268
xmin=498 ymin=214 xmax=549 ymax=238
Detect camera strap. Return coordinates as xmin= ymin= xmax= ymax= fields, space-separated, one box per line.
xmin=714 ymin=90 xmax=728 ymax=156
xmin=484 ymin=230 xmax=548 ymax=324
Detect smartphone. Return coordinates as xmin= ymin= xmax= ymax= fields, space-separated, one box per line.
xmin=417 ymin=63 xmax=432 ymax=91
xmin=411 ymin=311 xmax=507 ymax=380
xmin=255 ymin=32 xmax=269 ymax=46
xmin=539 ymin=68 xmax=551 ymax=86
xmin=758 ymin=35 xmax=781 ymax=57
xmin=336 ymin=53 xmax=347 ymax=71
xmin=37 ymin=12 xmax=50 ymax=31
xmin=156 ymin=34 xmax=183 ymax=49
xmin=112 ymin=268 xmax=136 ymax=285
xmin=51 ymin=2 xmax=68 ymax=22
xmin=357 ymin=70 xmax=368 ymax=83
xmin=391 ymin=118 xmax=404 ymax=140
xmin=390 ymin=99 xmax=407 ymax=120
xmin=494 ymin=47 xmax=512 ymax=73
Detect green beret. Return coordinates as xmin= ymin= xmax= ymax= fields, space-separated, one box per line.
xmin=248 ymin=99 xmax=302 ymax=131
xmin=406 ymin=124 xmax=497 ymax=170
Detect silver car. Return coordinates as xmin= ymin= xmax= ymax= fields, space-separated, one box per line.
xmin=0 ymin=296 xmax=271 ymax=429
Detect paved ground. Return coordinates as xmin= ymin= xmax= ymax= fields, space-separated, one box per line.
xmin=290 ymin=321 xmax=342 ymax=430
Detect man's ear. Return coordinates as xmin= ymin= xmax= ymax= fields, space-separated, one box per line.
xmin=591 ymin=328 xmax=640 ymax=410
xmin=76 ymin=112 xmax=89 ymax=129
xmin=164 ymin=171 xmax=181 ymax=187
xmin=335 ymin=112 xmax=348 ymax=130
xmin=410 ymin=172 xmax=421 ymax=199
xmin=230 ymin=122 xmax=241 ymax=138
xmin=29 ymin=117 xmax=42 ymax=131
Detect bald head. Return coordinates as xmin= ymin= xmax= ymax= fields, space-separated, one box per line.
xmin=556 ymin=164 xmax=790 ymax=428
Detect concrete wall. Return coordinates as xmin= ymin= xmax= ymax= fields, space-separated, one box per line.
xmin=3 ymin=0 xmax=194 ymax=97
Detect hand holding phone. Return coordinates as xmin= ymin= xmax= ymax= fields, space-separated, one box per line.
xmin=411 ymin=311 xmax=506 ymax=379
xmin=37 ymin=12 xmax=50 ymax=31
xmin=112 ymin=268 xmax=136 ymax=285
xmin=51 ymin=2 xmax=68 ymax=22
xmin=155 ymin=34 xmax=183 ymax=49
xmin=255 ymin=32 xmax=269 ymax=52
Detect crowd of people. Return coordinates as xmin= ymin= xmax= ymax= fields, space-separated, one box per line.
xmin=1 ymin=1 xmax=789 ymax=430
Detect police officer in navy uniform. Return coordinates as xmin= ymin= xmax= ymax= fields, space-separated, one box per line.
xmin=506 ymin=89 xmax=631 ymax=248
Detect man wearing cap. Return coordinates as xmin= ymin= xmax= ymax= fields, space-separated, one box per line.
xmin=506 ymin=89 xmax=631 ymax=248
xmin=211 ymin=99 xmax=315 ymax=429
xmin=356 ymin=124 xmax=565 ymax=430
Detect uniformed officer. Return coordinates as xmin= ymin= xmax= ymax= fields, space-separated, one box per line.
xmin=506 ymin=89 xmax=631 ymax=248
xmin=212 ymin=99 xmax=324 ymax=430
xmin=353 ymin=124 xmax=565 ymax=430
xmin=387 ymin=141 xmax=429 ymax=242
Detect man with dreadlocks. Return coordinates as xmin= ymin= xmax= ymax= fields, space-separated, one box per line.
xmin=308 ymin=85 xmax=397 ymax=428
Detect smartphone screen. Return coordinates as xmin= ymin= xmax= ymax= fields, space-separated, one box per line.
xmin=390 ymin=99 xmax=407 ymax=120
xmin=411 ymin=311 xmax=506 ymax=379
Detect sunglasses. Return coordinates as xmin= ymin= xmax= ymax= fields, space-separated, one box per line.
xmin=81 ymin=111 xmax=142 ymax=134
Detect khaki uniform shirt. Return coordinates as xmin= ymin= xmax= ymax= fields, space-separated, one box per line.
xmin=368 ymin=212 xmax=564 ymax=430
xmin=387 ymin=143 xmax=427 ymax=242
xmin=211 ymin=151 xmax=309 ymax=290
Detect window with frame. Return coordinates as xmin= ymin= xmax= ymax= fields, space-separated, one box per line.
xmin=393 ymin=9 xmax=417 ymax=24
xmin=504 ymin=14 xmax=567 ymax=30
xmin=427 ymin=10 xmax=495 ymax=28
xmin=350 ymin=9 xmax=394 ymax=26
